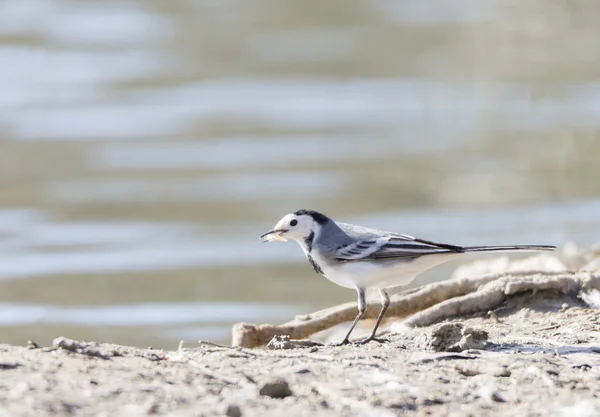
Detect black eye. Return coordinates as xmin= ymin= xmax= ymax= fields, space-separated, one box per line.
xmin=290 ymin=219 xmax=298 ymax=226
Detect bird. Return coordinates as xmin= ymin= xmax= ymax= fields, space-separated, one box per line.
xmin=260 ymin=209 xmax=556 ymax=345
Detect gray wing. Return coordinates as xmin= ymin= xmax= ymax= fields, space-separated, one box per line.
xmin=335 ymin=223 xmax=464 ymax=262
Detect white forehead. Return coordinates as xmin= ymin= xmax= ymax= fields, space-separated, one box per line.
xmin=275 ymin=213 xmax=295 ymax=227
xmin=275 ymin=212 xmax=313 ymax=227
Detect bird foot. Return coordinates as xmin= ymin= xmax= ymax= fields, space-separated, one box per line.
xmin=353 ymin=336 xmax=388 ymax=345
xmin=327 ymin=339 xmax=350 ymax=347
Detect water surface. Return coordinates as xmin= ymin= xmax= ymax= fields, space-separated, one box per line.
xmin=1 ymin=0 xmax=599 ymax=348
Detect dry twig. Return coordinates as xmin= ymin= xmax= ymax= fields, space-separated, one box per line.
xmin=232 ymin=270 xmax=592 ymax=347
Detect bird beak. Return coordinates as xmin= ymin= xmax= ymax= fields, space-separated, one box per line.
xmin=260 ymin=229 xmax=288 ymax=242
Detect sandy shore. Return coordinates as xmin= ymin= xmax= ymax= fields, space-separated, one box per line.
xmin=2 ymin=249 xmax=600 ymax=416
xmin=1 ymin=289 xmax=600 ymax=417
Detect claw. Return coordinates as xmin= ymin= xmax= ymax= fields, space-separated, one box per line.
xmin=328 ymin=336 xmax=389 ymax=347
xmin=353 ymin=336 xmax=389 ymax=345
xmin=328 ymin=339 xmax=350 ymax=347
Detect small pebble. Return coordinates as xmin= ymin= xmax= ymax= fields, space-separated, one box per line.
xmin=0 ymin=362 xmax=21 ymax=370
xmin=491 ymin=391 xmax=506 ymax=403
xmin=225 ymin=404 xmax=242 ymax=417
xmin=258 ymin=377 xmax=293 ymax=399
xmin=27 ymin=340 xmax=39 ymax=349
xmin=494 ymin=368 xmax=511 ymax=378
xmin=455 ymin=365 xmax=479 ymax=377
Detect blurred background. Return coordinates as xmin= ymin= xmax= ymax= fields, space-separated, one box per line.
xmin=0 ymin=0 xmax=599 ymax=348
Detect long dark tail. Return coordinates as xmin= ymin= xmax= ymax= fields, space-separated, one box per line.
xmin=462 ymin=245 xmax=556 ymax=253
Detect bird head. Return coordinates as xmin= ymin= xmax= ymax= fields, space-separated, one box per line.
xmin=260 ymin=209 xmax=330 ymax=243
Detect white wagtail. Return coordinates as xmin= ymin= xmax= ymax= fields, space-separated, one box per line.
xmin=260 ymin=209 xmax=556 ymax=345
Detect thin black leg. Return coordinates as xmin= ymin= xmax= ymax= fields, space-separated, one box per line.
xmin=357 ymin=289 xmax=390 ymax=344
xmin=330 ymin=288 xmax=366 ymax=346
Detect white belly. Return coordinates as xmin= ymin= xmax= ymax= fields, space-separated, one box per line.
xmin=311 ymin=252 xmax=464 ymax=290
